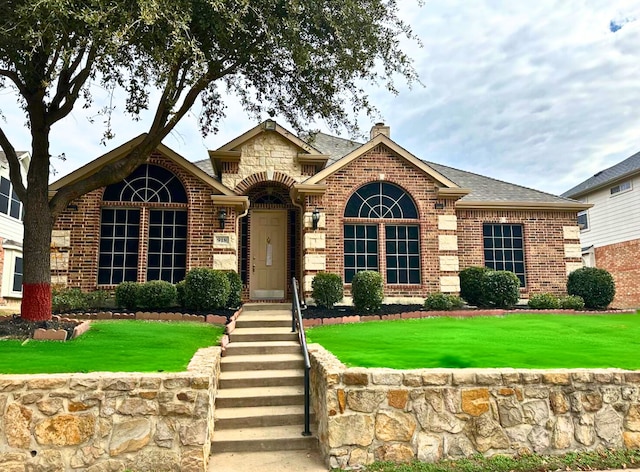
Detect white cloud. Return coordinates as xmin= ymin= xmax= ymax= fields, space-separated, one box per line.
xmin=2 ymin=0 xmax=640 ymax=196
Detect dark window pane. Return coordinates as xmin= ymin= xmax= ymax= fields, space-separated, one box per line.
xmin=0 ymin=177 xmax=10 ymax=195
xmin=10 ymin=201 xmax=20 ymax=219
xmin=409 ymin=271 xmax=420 ymax=284
xmin=344 ymin=182 xmax=417 ymax=219
xmin=483 ymin=223 xmax=526 ymax=287
xmin=103 ymin=164 xmax=187 ymax=203
xmin=0 ymin=195 xmax=8 ymax=214
xmin=344 ymin=225 xmax=354 ymax=239
xmin=387 ymin=272 xmax=397 ymax=283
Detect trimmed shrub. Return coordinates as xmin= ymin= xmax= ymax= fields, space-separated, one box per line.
xmin=351 ymin=271 xmax=383 ymax=313
xmin=312 ymin=272 xmax=344 ymax=309
xmin=85 ymin=290 xmax=110 ymax=310
xmin=136 ymin=280 xmax=177 ymax=310
xmin=424 ymin=293 xmax=465 ymax=311
xmin=184 ymin=268 xmax=231 ymax=311
xmin=559 ymin=294 xmax=585 ymax=310
xmin=175 ymin=280 xmax=186 ymax=308
xmin=459 ymin=266 xmax=491 ymax=306
xmin=567 ymin=267 xmax=615 ymax=309
xmin=225 ymin=271 xmax=243 ymax=309
xmin=528 ymin=293 xmax=560 ymax=310
xmin=52 ymin=288 xmax=89 ymax=313
xmin=115 ymin=282 xmax=140 ymax=310
xmin=481 ymin=270 xmax=520 ymax=308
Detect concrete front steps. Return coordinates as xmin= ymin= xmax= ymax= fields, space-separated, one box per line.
xmin=211 ymin=304 xmax=317 ymax=455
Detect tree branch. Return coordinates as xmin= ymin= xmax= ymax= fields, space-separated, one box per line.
xmin=0 ymin=126 xmax=27 ymax=201
xmin=0 ymin=68 xmax=27 ymax=96
xmin=47 ymin=45 xmax=97 ymax=125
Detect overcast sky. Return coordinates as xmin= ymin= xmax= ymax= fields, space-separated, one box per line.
xmin=2 ymin=0 xmax=640 ymax=196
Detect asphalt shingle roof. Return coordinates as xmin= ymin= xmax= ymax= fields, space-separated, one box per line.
xmin=193 ymin=131 xmax=576 ymax=205
xmin=562 ymin=150 xmax=640 ymax=198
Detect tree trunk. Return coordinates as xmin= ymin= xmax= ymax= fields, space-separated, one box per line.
xmin=21 ymin=121 xmax=53 ymax=322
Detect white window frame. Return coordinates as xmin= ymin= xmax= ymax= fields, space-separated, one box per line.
xmin=610 ymin=180 xmax=632 ymax=196
xmin=577 ymin=211 xmax=589 ymax=231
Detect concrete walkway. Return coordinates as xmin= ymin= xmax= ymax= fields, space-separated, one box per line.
xmin=210 ymin=449 xmax=327 ymax=471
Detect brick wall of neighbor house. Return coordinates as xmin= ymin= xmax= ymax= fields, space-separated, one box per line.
xmin=51 ymin=154 xmax=236 ymax=291
xmin=314 ymin=144 xmax=457 ymax=298
xmin=595 ymin=239 xmax=640 ymax=308
xmin=457 ymin=210 xmax=581 ymax=296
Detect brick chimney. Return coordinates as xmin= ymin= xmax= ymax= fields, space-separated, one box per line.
xmin=370 ymin=122 xmax=390 ymax=140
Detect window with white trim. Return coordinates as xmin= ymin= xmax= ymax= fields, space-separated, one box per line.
xmin=577 ymin=211 xmax=589 ymax=230
xmin=610 ymin=180 xmax=632 ymax=196
xmin=0 ymin=176 xmax=23 ymax=220
xmin=344 ymin=182 xmax=420 ymax=284
xmin=12 ymin=256 xmax=22 ymax=293
xmin=98 ymin=164 xmax=188 ymax=285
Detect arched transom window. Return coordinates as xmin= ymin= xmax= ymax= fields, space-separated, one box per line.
xmin=344 ymin=182 xmax=418 ymax=219
xmin=98 ymin=164 xmax=188 ymax=285
xmin=343 ymin=182 xmax=420 ymax=284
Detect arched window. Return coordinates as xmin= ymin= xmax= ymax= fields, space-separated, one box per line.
xmin=343 ymin=182 xmax=420 ymax=285
xmin=98 ymin=164 xmax=188 ymax=285
xmin=344 ymin=182 xmax=418 ymax=219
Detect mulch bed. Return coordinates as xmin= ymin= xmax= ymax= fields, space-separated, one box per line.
xmin=303 ymin=304 xmax=424 ymax=319
xmin=0 ymin=315 xmax=80 ymax=341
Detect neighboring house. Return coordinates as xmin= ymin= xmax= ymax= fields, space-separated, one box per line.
xmin=0 ymin=151 xmax=29 ymax=305
xmin=49 ymin=121 xmax=587 ymax=302
xmin=563 ymin=151 xmax=640 ymax=308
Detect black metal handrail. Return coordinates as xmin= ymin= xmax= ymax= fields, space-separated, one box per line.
xmin=291 ymin=277 xmax=312 ymax=436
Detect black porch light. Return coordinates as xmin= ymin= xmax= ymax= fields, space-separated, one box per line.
xmin=218 ymin=208 xmax=227 ymax=229
xmin=311 ymin=208 xmax=320 ymax=230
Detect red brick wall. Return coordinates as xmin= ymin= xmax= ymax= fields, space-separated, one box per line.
xmin=457 ymin=209 xmax=580 ymax=296
xmin=52 ymin=154 xmax=236 ymax=291
xmin=316 ymin=144 xmax=456 ymax=297
xmin=595 ymin=239 xmax=640 ymax=308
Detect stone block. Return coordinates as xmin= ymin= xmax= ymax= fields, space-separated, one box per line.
xmin=564 ymin=243 xmax=582 ymax=258
xmin=387 ymin=389 xmax=409 ymax=409
xmin=461 ymin=388 xmax=490 ymax=416
xmin=542 ymin=373 xmax=571 ymax=385
xmin=212 ymin=232 xmax=237 ymax=249
xmin=5 ymin=403 xmax=32 ymax=448
xmin=206 ymin=315 xmax=227 ymax=325
xmin=438 ymin=215 xmax=457 ymax=231
xmin=375 ymin=443 xmax=415 ymax=463
xmin=372 ymin=371 xmax=403 ymax=386
xmin=439 ymin=255 xmax=460 ymax=272
xmin=343 ymin=371 xmax=369 ymax=386
xmin=51 ymin=230 xmax=71 ymax=248
xmin=347 ymin=390 xmax=385 ymax=413
xmin=304 ymin=232 xmax=326 ymax=250
xmin=50 ymin=251 xmax=69 ymax=270
xmin=304 ymin=253 xmax=326 ymax=271
xmin=212 ymin=254 xmax=237 ymax=271
xmin=328 ymin=414 xmax=375 ymax=447
xmin=33 ymin=328 xmax=67 ymax=341
xmin=422 ymin=372 xmax=451 ymax=386
xmin=35 ymin=414 xmax=96 ymax=446
xmin=440 ymin=276 xmax=460 ymax=293
xmin=563 ymin=226 xmax=580 ymax=240
xmin=566 ymin=262 xmax=583 ymax=275
xmin=109 ymin=418 xmax=151 ymax=456
xmin=452 ymin=371 xmax=475 ymax=385
xmin=375 ymin=410 xmax=416 ymax=441
xmin=438 ymin=234 xmax=458 ymax=251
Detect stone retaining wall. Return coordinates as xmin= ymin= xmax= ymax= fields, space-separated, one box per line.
xmin=0 ymin=346 xmax=221 ymax=472
xmin=309 ymin=344 xmax=640 ymax=470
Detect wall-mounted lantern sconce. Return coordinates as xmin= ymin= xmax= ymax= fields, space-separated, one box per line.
xmin=218 ymin=208 xmax=227 ymax=229
xmin=434 ymin=202 xmax=445 ymax=210
xmin=262 ymin=119 xmax=277 ymax=131
xmin=312 ymin=208 xmax=320 ymax=230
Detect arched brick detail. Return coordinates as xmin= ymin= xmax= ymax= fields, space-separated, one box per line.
xmin=235 ymin=171 xmax=297 ymax=194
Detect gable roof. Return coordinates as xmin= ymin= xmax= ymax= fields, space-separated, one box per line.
xmin=562 ymin=150 xmax=640 ymax=199
xmin=304 ymin=133 xmax=465 ymax=193
xmin=309 ymin=131 xmax=586 ymax=209
xmin=49 ymin=135 xmax=235 ymax=196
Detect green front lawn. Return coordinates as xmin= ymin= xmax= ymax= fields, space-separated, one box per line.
xmin=307 ymin=313 xmax=640 ymax=370
xmin=0 ymin=320 xmax=224 ymax=374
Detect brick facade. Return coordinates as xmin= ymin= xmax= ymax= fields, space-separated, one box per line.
xmin=52 ymin=127 xmax=581 ymax=303
xmin=52 ymin=153 xmax=237 ymax=291
xmin=595 ymin=239 xmax=640 ymax=308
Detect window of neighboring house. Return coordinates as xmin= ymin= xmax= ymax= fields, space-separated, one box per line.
xmin=483 ymin=223 xmax=526 ymax=286
xmin=98 ymin=164 xmax=188 ymax=285
xmin=610 ymin=180 xmax=632 ymax=196
xmin=343 ymin=182 xmax=420 ymax=284
xmin=577 ymin=211 xmax=589 ymax=230
xmin=12 ymin=256 xmax=23 ymax=292
xmin=0 ymin=176 xmax=23 ymax=221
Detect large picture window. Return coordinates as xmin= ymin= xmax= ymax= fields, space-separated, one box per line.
xmin=483 ymin=223 xmax=526 ymax=286
xmin=98 ymin=164 xmax=188 ymax=285
xmin=344 ymin=182 xmax=420 ymax=284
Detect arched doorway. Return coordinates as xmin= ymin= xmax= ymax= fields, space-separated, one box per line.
xmin=240 ymin=183 xmax=300 ymax=300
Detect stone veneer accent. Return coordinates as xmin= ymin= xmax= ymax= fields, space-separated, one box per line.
xmin=309 ymin=344 xmax=640 ymax=470
xmin=0 ymin=347 xmax=221 ymax=472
